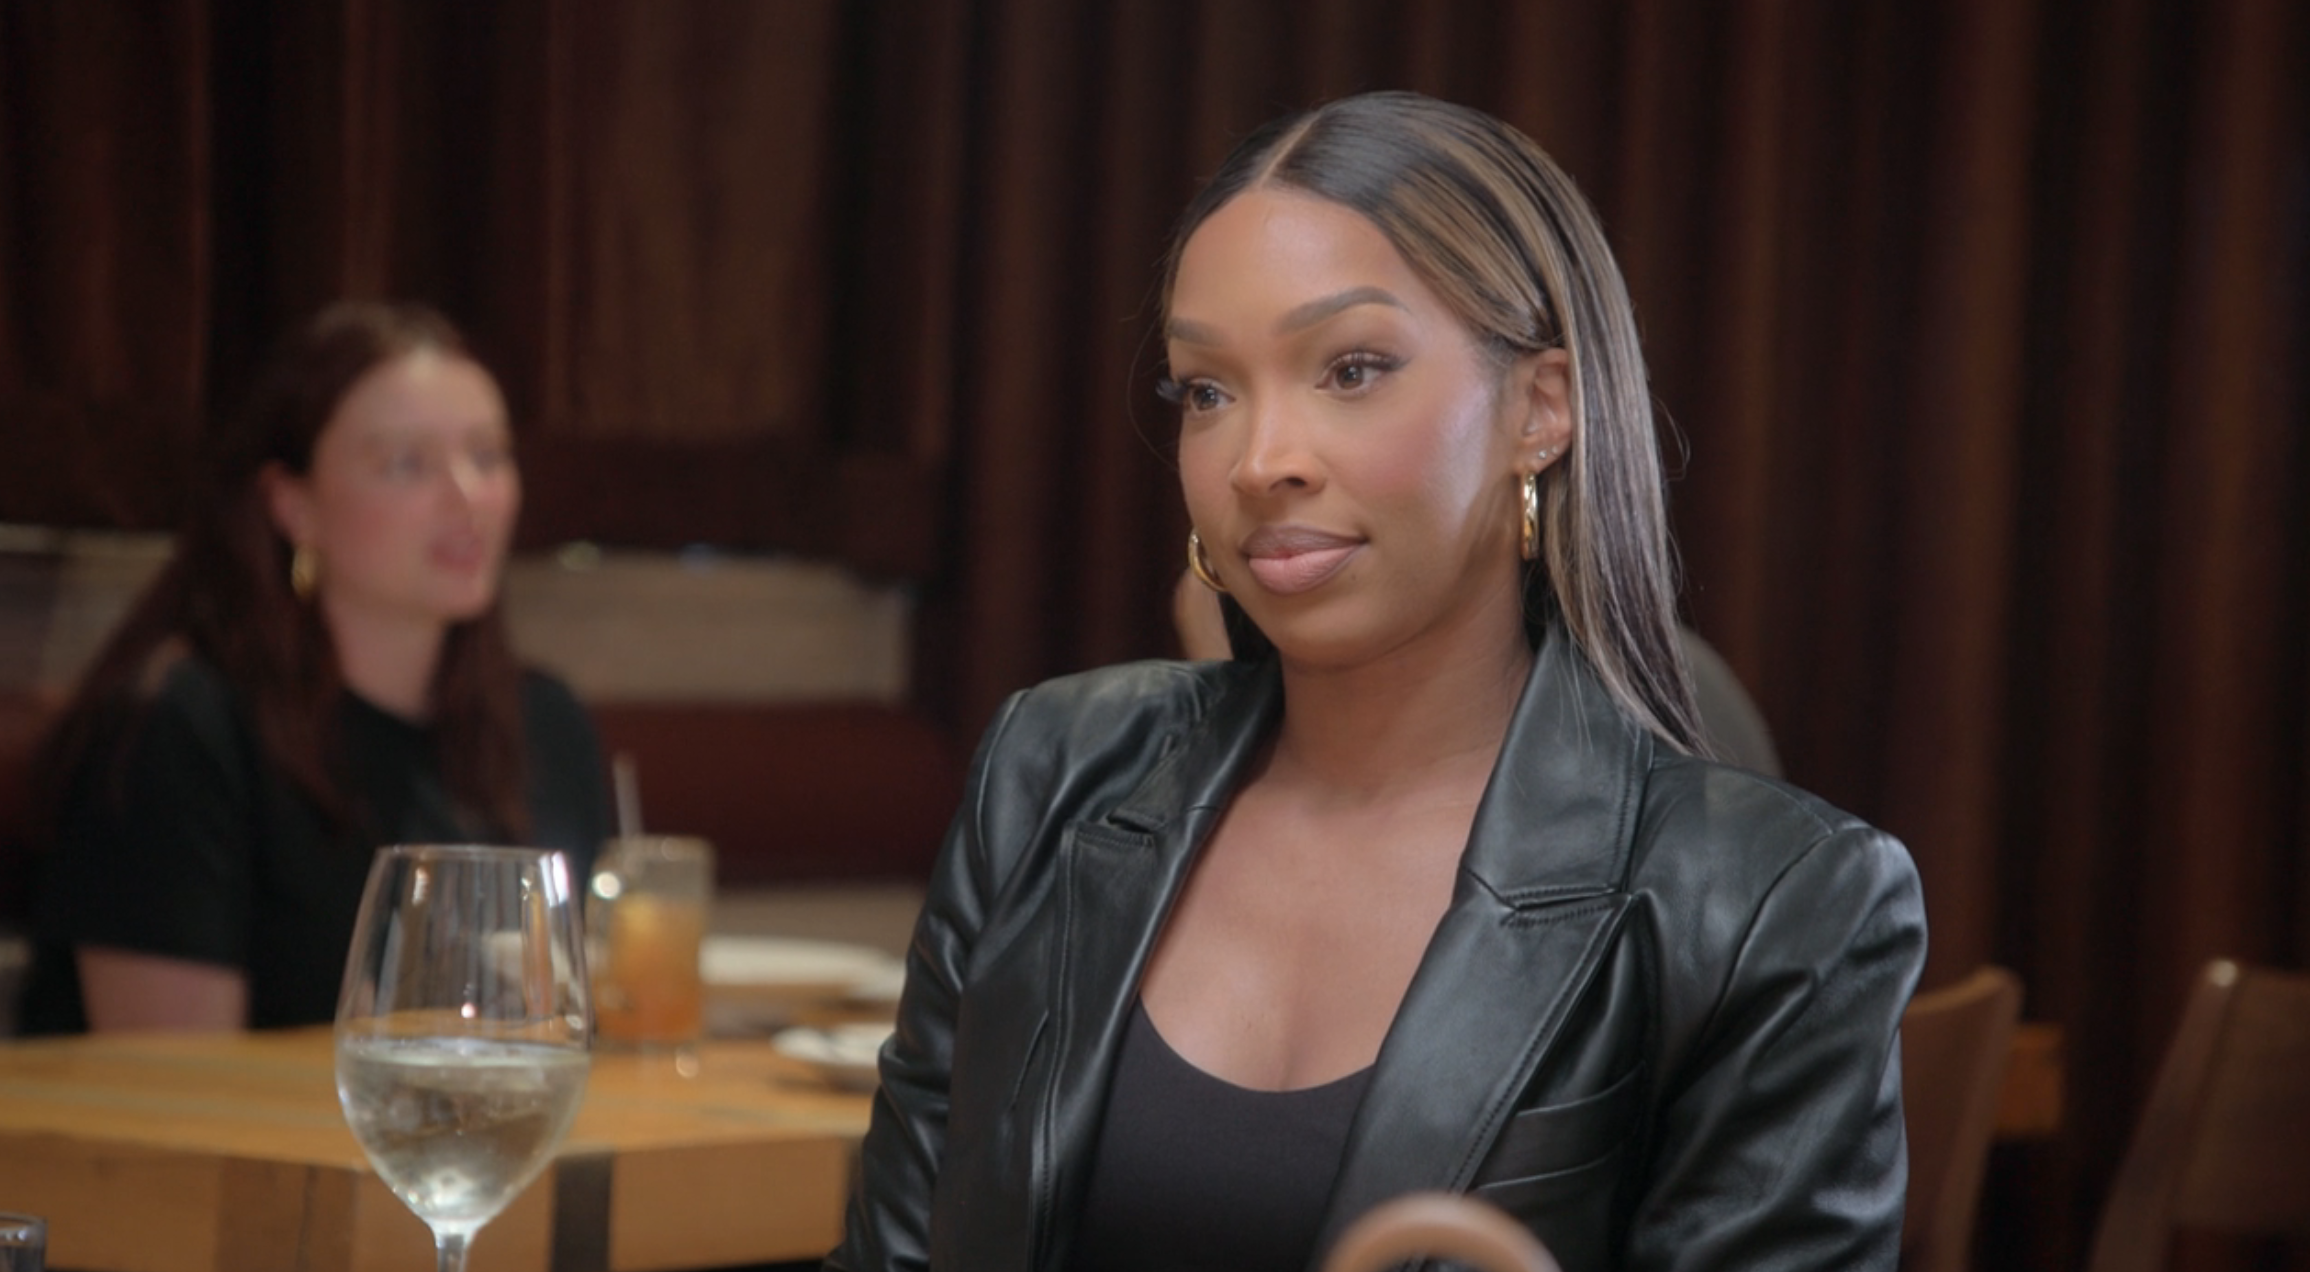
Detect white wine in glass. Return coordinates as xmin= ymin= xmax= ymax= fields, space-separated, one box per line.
xmin=336 ymin=845 xmax=592 ymax=1272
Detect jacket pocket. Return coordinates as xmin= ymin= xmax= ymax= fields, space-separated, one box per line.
xmin=1470 ymin=1063 xmax=1641 ymax=1210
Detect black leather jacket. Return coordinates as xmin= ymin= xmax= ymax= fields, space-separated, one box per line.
xmin=829 ymin=625 xmax=1926 ymax=1272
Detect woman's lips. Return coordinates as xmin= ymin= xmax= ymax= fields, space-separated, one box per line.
xmin=430 ymin=535 xmax=495 ymax=572
xmin=1240 ymin=526 xmax=1361 ymax=595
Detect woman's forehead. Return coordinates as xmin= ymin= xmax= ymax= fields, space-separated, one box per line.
xmin=1168 ymin=189 xmax=1444 ymax=338
xmin=323 ymin=352 xmax=505 ymax=442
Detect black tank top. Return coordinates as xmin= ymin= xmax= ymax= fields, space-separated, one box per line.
xmin=1064 ymin=998 xmax=1375 ymax=1272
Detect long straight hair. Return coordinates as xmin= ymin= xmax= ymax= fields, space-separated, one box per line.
xmin=1161 ymin=92 xmax=1710 ymax=757
xmin=35 ymin=301 xmax=532 ymax=842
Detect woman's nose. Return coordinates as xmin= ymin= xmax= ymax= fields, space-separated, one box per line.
xmin=1230 ymin=395 xmax=1321 ymax=496
xmin=444 ymin=458 xmax=480 ymax=504
xmin=443 ymin=454 xmax=503 ymax=509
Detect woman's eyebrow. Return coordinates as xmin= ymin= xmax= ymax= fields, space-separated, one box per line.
xmin=1164 ymin=287 xmax=1408 ymax=348
xmin=1276 ymin=286 xmax=1405 ymax=334
xmin=1163 ymin=316 xmax=1223 ymax=347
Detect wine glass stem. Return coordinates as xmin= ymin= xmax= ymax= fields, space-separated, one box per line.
xmin=434 ymin=1229 xmax=472 ymax=1272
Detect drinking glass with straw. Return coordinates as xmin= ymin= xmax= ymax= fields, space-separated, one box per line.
xmin=590 ymin=752 xmax=716 ymax=1048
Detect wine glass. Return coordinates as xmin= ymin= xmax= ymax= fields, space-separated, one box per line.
xmin=335 ymin=845 xmax=592 ymax=1272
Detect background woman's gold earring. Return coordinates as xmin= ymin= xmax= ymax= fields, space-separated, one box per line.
xmin=290 ymin=545 xmax=320 ymax=600
xmin=1188 ymin=531 xmax=1228 ymax=593
xmin=1519 ymin=473 xmax=1542 ymax=562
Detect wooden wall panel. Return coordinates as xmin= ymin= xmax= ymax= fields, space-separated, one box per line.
xmin=544 ymin=1 xmax=841 ymax=447
xmin=0 ymin=0 xmax=933 ymax=571
xmin=0 ymin=1 xmax=209 ymax=528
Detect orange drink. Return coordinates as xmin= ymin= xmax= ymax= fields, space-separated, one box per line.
xmin=587 ymin=836 xmax=715 ymax=1047
xmin=595 ymin=893 xmax=707 ymax=1043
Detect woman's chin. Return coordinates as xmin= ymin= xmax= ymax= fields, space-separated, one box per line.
xmin=1255 ymin=619 xmax=1388 ymax=673
xmin=427 ymin=582 xmax=504 ymax=625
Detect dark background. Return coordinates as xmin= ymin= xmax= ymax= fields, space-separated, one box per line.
xmin=4 ymin=2 xmax=2306 ymax=1268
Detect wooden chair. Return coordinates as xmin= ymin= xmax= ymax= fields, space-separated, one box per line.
xmin=2087 ymin=959 xmax=2310 ymax=1272
xmin=1901 ymin=965 xmax=2023 ymax=1272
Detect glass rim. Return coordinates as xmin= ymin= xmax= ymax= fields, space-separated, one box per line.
xmin=0 ymin=1211 xmax=43 ymax=1239
xmin=597 ymin=833 xmax=714 ymax=858
xmin=374 ymin=843 xmax=564 ymax=861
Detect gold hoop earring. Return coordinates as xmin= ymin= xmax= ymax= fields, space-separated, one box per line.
xmin=1187 ymin=531 xmax=1227 ymax=594
xmin=290 ymin=545 xmax=320 ymax=601
xmin=1519 ymin=473 xmax=1542 ymax=562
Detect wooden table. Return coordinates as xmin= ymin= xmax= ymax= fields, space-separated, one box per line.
xmin=0 ymin=1013 xmax=2068 ymax=1272
xmin=0 ymin=1028 xmax=874 ymax=1272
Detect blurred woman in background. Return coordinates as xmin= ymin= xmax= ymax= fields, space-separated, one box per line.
xmin=19 ymin=300 xmax=607 ymax=1033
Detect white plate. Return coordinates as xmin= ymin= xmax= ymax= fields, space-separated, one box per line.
xmin=843 ymin=962 xmax=908 ymax=1006
xmin=701 ymin=936 xmax=901 ymax=991
xmin=773 ymin=1022 xmax=893 ymax=1091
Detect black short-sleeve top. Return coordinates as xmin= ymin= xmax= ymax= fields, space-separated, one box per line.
xmin=20 ymin=656 xmax=609 ymax=1033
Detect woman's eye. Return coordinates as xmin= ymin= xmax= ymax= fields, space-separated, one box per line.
xmin=380 ymin=450 xmax=430 ymax=479
xmin=1326 ymin=351 xmax=1399 ymax=393
xmin=1159 ymin=376 xmax=1229 ymax=414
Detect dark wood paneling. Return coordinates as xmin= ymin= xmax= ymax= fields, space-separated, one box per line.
xmin=515 ymin=440 xmax=941 ymax=579
xmin=539 ymin=1 xmax=843 ymax=451
xmin=2 ymin=0 xmax=914 ymax=571
xmin=0 ymin=1 xmax=209 ymax=527
xmin=590 ymin=701 xmax=961 ymax=885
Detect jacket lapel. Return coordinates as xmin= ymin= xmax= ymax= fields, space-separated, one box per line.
xmin=1037 ymin=663 xmax=1284 ymax=1264
xmin=1312 ymin=626 xmax=1653 ymax=1256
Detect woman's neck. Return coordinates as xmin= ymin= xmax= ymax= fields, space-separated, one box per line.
xmin=1268 ymin=625 xmax=1534 ymax=804
xmin=320 ymin=602 xmax=447 ymax=720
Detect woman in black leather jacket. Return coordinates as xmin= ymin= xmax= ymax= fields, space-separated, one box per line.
xmin=829 ymin=91 xmax=1925 ymax=1272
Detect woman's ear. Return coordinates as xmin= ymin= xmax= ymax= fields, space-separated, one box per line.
xmin=260 ymin=462 xmax=314 ymax=548
xmin=1511 ymin=347 xmax=1575 ymax=473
